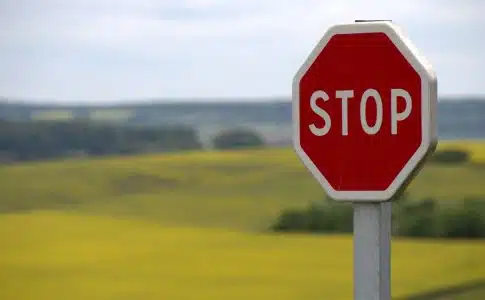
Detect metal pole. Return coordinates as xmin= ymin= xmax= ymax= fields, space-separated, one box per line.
xmin=353 ymin=202 xmax=392 ymax=300
xmin=353 ymin=20 xmax=393 ymax=300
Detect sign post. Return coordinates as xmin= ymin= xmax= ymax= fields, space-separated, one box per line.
xmin=292 ymin=20 xmax=437 ymax=300
xmin=353 ymin=201 xmax=391 ymax=299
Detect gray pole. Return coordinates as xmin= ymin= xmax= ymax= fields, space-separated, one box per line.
xmin=352 ymin=20 xmax=393 ymax=300
xmin=353 ymin=202 xmax=392 ymax=300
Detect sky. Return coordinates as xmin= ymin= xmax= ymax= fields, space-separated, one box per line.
xmin=0 ymin=0 xmax=484 ymax=104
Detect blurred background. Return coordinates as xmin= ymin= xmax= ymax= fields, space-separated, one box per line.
xmin=1 ymin=1 xmax=484 ymax=299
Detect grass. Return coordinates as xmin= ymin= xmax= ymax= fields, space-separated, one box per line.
xmin=405 ymin=280 xmax=485 ymax=300
xmin=440 ymin=287 xmax=485 ymax=300
xmin=0 ymin=140 xmax=484 ymax=231
xmin=0 ymin=140 xmax=484 ymax=299
xmin=1 ymin=211 xmax=485 ymax=300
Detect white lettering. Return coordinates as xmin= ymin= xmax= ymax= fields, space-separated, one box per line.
xmin=336 ymin=90 xmax=354 ymax=136
xmin=308 ymin=88 xmax=411 ymax=136
xmin=391 ymin=88 xmax=412 ymax=135
xmin=360 ymin=89 xmax=383 ymax=135
xmin=309 ymin=90 xmax=331 ymax=136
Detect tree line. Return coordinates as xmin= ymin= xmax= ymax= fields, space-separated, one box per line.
xmin=270 ymin=148 xmax=485 ymax=239
xmin=0 ymin=120 xmax=266 ymax=163
xmin=271 ymin=194 xmax=485 ymax=239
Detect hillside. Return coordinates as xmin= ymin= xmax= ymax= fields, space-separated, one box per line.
xmin=1 ymin=141 xmax=485 ymax=300
xmin=2 ymin=211 xmax=485 ymax=300
xmin=1 ymin=141 xmax=485 ymax=229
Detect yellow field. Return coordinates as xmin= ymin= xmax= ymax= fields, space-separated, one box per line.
xmin=30 ymin=110 xmax=74 ymax=121
xmin=0 ymin=140 xmax=484 ymax=299
xmin=1 ymin=211 xmax=484 ymax=300
xmin=1 ymin=141 xmax=484 ymax=231
xmin=89 ymin=109 xmax=134 ymax=121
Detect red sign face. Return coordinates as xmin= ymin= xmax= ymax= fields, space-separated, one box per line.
xmin=293 ymin=22 xmax=437 ymax=202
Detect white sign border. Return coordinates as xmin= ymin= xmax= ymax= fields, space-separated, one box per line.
xmin=292 ymin=21 xmax=438 ymax=202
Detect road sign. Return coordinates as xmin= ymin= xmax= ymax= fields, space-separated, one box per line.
xmin=292 ymin=21 xmax=437 ymax=202
xmin=292 ymin=20 xmax=437 ymax=300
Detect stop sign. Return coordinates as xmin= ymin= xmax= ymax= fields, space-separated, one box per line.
xmin=292 ymin=21 xmax=437 ymax=202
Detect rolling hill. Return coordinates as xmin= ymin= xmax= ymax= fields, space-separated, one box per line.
xmin=1 ymin=141 xmax=485 ymax=299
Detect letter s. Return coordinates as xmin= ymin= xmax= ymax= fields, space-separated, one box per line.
xmin=309 ymin=90 xmax=331 ymax=136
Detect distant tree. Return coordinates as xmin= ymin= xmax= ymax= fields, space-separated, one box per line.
xmin=270 ymin=196 xmax=485 ymax=239
xmin=429 ymin=149 xmax=470 ymax=164
xmin=0 ymin=120 xmax=202 ymax=162
xmin=212 ymin=128 xmax=265 ymax=150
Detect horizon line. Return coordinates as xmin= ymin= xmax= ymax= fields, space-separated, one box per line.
xmin=1 ymin=94 xmax=485 ymax=107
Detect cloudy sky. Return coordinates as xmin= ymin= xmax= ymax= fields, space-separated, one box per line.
xmin=1 ymin=0 xmax=484 ymax=104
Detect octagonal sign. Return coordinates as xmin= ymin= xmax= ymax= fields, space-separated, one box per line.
xmin=292 ymin=21 xmax=437 ymax=202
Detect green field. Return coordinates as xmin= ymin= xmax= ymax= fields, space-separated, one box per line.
xmin=30 ymin=110 xmax=74 ymax=121
xmin=0 ymin=140 xmax=484 ymax=299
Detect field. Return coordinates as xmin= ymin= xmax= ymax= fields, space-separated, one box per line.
xmin=30 ymin=110 xmax=74 ymax=121
xmin=29 ymin=109 xmax=134 ymax=122
xmin=0 ymin=140 xmax=484 ymax=299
